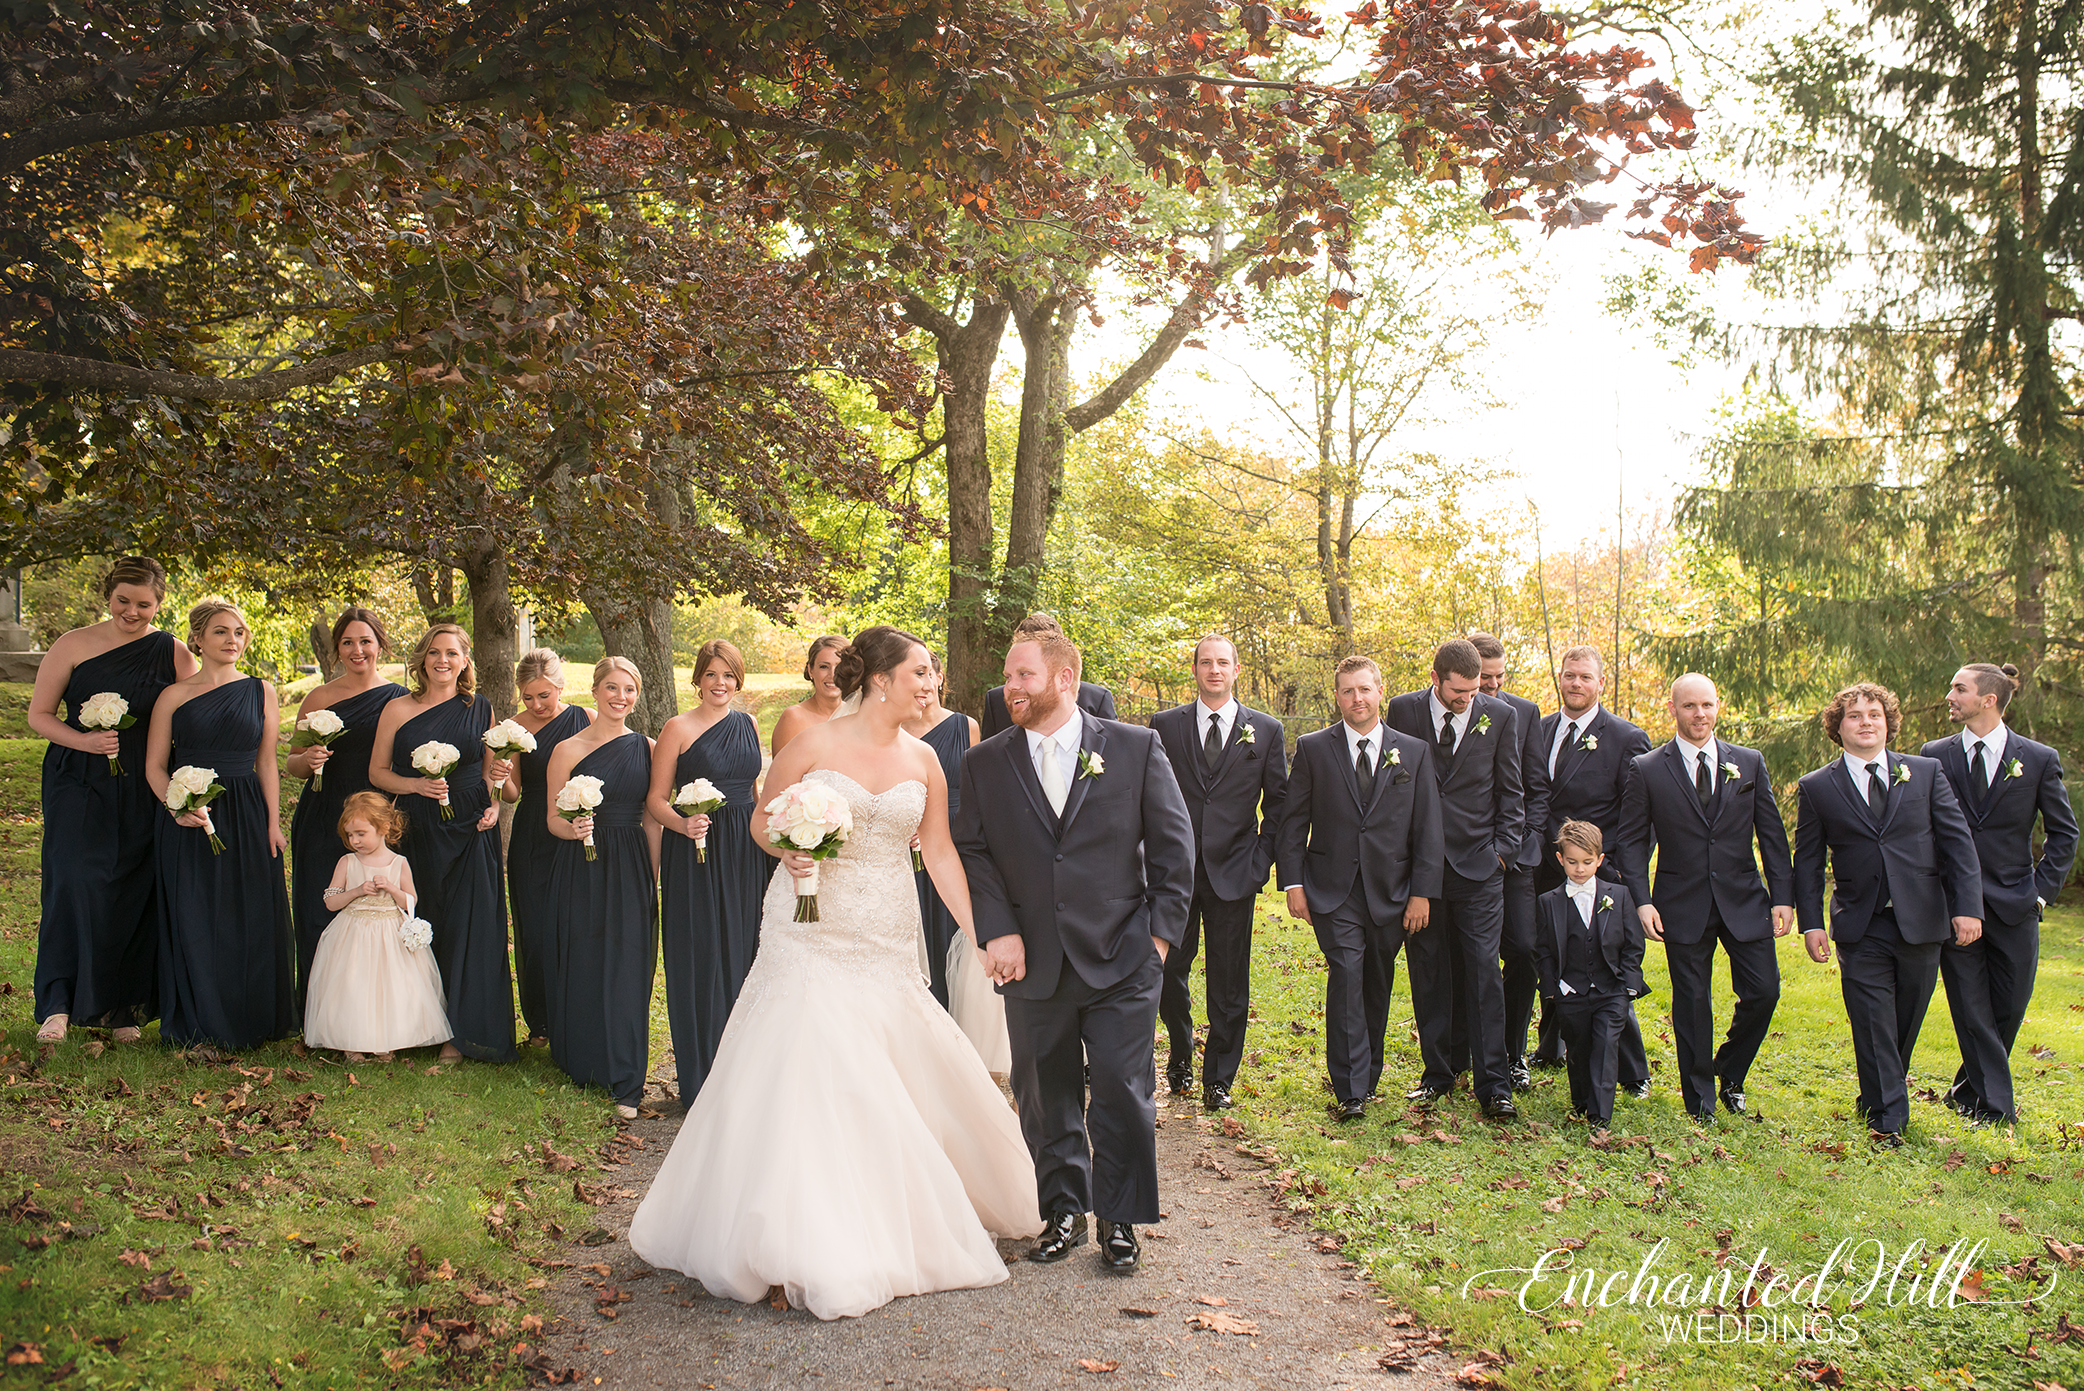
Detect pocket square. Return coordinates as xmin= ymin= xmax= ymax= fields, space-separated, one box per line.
xmin=1392 ymin=770 xmax=1412 ymax=785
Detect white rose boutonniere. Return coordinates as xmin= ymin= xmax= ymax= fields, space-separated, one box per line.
xmin=2006 ymin=757 xmax=2025 ymax=780
xmin=1598 ymin=894 xmax=1614 ymax=913
xmin=1582 ymin=733 xmax=1598 ymax=751
xmin=1078 ymin=749 xmax=1105 ymax=780
xmin=1894 ymin=763 xmax=1912 ymax=785
xmin=1475 ymin=713 xmax=1492 ymax=736
xmin=1387 ymin=747 xmax=1401 ymax=765
xmin=1238 ymin=723 xmax=1256 ymax=746
xmin=1722 ymin=760 xmax=1741 ymax=780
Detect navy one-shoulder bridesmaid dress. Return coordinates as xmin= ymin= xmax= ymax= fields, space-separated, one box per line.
xmin=287 ymin=682 xmax=408 ymax=1006
xmin=508 ymin=703 xmax=592 ymax=1041
xmin=37 ymin=629 xmax=179 ymax=1030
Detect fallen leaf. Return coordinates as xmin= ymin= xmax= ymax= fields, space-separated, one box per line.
xmin=1189 ymin=1310 xmax=1260 ymax=1335
xmin=1454 ymin=1366 xmax=1495 ymax=1387
xmin=1541 ymin=1196 xmax=1569 ymax=1213
xmin=1076 ymin=1358 xmax=1119 ymax=1373
xmin=2002 ymin=1212 xmax=2026 ymax=1232
xmin=3 ymin=1343 xmax=41 ymax=1367
xmin=1119 ymin=1307 xmax=1158 ymax=1318
xmin=1955 ymin=1268 xmax=1990 ymax=1302
xmin=1942 ymin=1148 xmax=1967 ymax=1173
xmin=1196 ymin=1295 xmax=1230 ymax=1306
xmin=1395 ymin=1176 xmax=1427 ymax=1190
xmin=117 ymin=1249 xmax=150 ymax=1268
xmin=2045 ymin=1236 xmax=2084 ymax=1268
xmin=135 ymin=1269 xmax=191 ymax=1302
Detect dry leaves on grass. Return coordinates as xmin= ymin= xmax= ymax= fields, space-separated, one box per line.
xmin=537 ymin=1141 xmax=582 ymax=1173
xmin=1793 ymin=1358 xmax=1845 ymax=1386
xmin=4 ymin=1343 xmax=42 ymax=1367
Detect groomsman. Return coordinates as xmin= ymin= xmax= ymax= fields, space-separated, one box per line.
xmin=1152 ymin=635 xmax=1290 ymax=1109
xmin=1795 ymin=682 xmax=1982 ymax=1147
xmin=1614 ymin=673 xmax=1794 ymax=1123
xmin=1387 ymin=638 xmax=1525 ymax=1118
xmin=1534 ymin=645 xmax=1652 ymax=1093
xmin=1280 ymin=655 xmax=1442 ymax=1120
xmin=981 ymin=612 xmax=1116 ymax=736
xmin=1921 ymin=663 xmax=2077 ymax=1124
xmin=1469 ymin=632 xmax=1551 ymax=1092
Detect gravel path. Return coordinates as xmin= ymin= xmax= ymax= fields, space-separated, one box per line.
xmin=535 ymin=1088 xmax=1457 ymax=1390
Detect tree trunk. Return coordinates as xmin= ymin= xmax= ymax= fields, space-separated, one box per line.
xmin=307 ymin=612 xmax=336 ymax=681
xmin=457 ymin=538 xmax=519 ymax=721
xmin=1003 ymin=283 xmax=1079 ymax=643
xmin=585 ymin=588 xmax=679 ymax=736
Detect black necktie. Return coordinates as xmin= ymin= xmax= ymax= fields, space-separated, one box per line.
xmin=1204 ymin=711 xmax=1223 ymax=768
xmin=1866 ymin=761 xmax=1888 ymax=818
xmin=1355 ymin=737 xmax=1376 ymax=800
xmin=1696 ymin=750 xmax=1713 ymax=806
xmin=1969 ymin=740 xmax=1989 ymax=804
xmin=1439 ymin=712 xmax=1456 ymax=756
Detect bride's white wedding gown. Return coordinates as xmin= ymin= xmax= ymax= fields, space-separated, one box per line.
xmin=628 ymin=770 xmax=1042 ymax=1319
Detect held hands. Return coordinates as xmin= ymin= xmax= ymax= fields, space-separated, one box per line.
xmin=1804 ymin=929 xmax=1832 ymax=965
xmin=1285 ymin=886 xmax=1312 ymax=926
xmin=1772 ymin=905 xmax=1795 ymax=937
xmin=1403 ymin=896 xmax=1430 ymax=934
xmin=1638 ymin=904 xmax=1664 ymax=942
xmin=681 ymin=813 xmax=711 ymax=841
xmin=983 ymin=933 xmax=1027 ymax=985
xmin=1952 ymin=916 xmax=1983 ymax=946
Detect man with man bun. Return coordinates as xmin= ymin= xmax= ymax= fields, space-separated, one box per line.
xmin=1921 ymin=664 xmax=2077 ymax=1124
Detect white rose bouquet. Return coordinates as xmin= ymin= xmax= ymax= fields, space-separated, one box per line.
xmin=409 ymin=740 xmax=464 ymax=819
xmin=762 ymin=781 xmax=853 ymax=922
xmin=289 ymin=707 xmax=348 ymax=789
xmin=165 ymin=765 xmax=228 ymax=854
xmin=482 ymin=719 xmax=537 ymax=788
xmin=556 ymin=774 xmax=606 ymax=860
xmin=77 ymin=692 xmax=135 ymax=777
xmin=671 ymin=778 xmax=727 ymax=862
xmin=398 ymin=915 xmax=433 ymax=952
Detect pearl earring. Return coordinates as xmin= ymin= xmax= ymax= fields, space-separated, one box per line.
xmin=880 ymin=692 xmax=887 ymax=702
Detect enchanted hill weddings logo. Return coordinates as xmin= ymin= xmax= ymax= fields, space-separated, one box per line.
xmin=1463 ymin=1235 xmax=2054 ymax=1345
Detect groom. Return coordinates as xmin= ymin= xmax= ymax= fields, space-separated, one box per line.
xmin=955 ymin=625 xmax=1195 ymax=1274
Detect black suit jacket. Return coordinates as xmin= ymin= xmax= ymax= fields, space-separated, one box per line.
xmin=1614 ymin=740 xmax=1794 ymax=944
xmin=1151 ymin=701 xmax=1290 ymax=901
xmin=1385 ymin=690 xmax=1525 ymax=881
xmin=954 ymin=716 xmax=1195 ymax=998
xmin=1919 ymin=731 xmax=2078 ymax=927
xmin=1535 ymin=876 xmax=1647 ymax=999
xmin=1793 ymin=753 xmax=1984 ymax=945
xmin=980 ymin=681 xmax=1116 ymax=739
xmin=1276 ymin=722 xmax=1443 ymax=921
xmin=1496 ymin=689 xmax=1551 ymax=868
xmin=1541 ymin=706 xmax=1653 ymax=846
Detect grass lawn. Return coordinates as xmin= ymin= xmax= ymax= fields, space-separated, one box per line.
xmin=1223 ymin=888 xmax=2084 ymax=1389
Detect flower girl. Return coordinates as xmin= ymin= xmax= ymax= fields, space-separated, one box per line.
xmin=303 ymin=792 xmax=453 ymax=1062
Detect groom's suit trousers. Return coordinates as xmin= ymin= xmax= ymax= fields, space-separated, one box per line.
xmin=1006 ymin=948 xmax=1163 ymax=1225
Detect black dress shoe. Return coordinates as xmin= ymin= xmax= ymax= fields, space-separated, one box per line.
xmin=1405 ymin=1083 xmax=1450 ymax=1106
xmin=1624 ymin=1080 xmax=1652 ymax=1100
xmin=1030 ymin=1210 xmax=1088 ymax=1262
xmin=1167 ymin=1063 xmax=1193 ymax=1096
xmin=1481 ymin=1096 xmax=1519 ymax=1121
xmin=1203 ymin=1084 xmax=1233 ymax=1110
xmin=1097 ymin=1219 xmax=1141 ymax=1271
xmin=1869 ymin=1130 xmax=1905 ymax=1150
xmin=1333 ymin=1097 xmax=1366 ymax=1123
xmin=1965 ymin=1107 xmax=2012 ymax=1129
xmin=1690 ymin=1110 xmax=1716 ymax=1128
xmin=1510 ymin=1060 xmax=1533 ymax=1093
xmin=1717 ymin=1083 xmax=1745 ymax=1115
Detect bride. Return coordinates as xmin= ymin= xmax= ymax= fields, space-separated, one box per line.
xmin=628 ymin=626 xmax=1042 ymax=1319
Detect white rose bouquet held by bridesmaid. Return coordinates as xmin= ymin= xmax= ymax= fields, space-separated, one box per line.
xmin=482 ymin=719 xmax=537 ymax=790
xmin=289 ymin=708 xmax=348 ymax=789
xmin=165 ymin=764 xmax=228 ymax=853
xmin=410 ymin=741 xmax=463 ymax=818
xmin=761 ymin=781 xmax=852 ymax=921
xmin=555 ymin=774 xmax=605 ymax=860
xmin=77 ymin=692 xmax=136 ymax=776
xmin=670 ymin=778 xmax=726 ymax=861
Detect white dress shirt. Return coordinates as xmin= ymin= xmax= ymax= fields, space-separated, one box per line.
xmin=1559 ymin=878 xmax=1599 ymax=994
xmin=1675 ymin=732 xmax=1718 ymax=794
xmin=1427 ymin=691 xmax=1471 ymax=754
xmin=1027 ymin=707 xmax=1085 ymax=805
xmin=1841 ymin=749 xmax=1894 ymax=801
xmin=1281 ymin=721 xmax=1386 ymax=892
xmin=1960 ymin=724 xmax=2009 ymax=784
xmin=1195 ymin=696 xmax=1240 ymax=751
xmin=1550 ymin=703 xmax=1603 ymax=775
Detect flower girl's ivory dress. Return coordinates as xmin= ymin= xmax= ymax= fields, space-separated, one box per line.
xmin=302 ymin=852 xmax=452 ymax=1053
xmin=629 ymin=770 xmax=1041 ymax=1319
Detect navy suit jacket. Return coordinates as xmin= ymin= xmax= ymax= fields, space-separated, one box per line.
xmin=1151 ymin=700 xmax=1290 ymax=901
xmin=980 ymin=681 xmax=1115 ymax=738
xmin=1793 ymin=752 xmax=1984 ymax=945
xmin=1614 ymin=740 xmax=1794 ymax=944
xmin=1495 ymin=689 xmax=1551 ymax=868
xmin=1541 ymin=706 xmax=1653 ymax=847
xmin=1276 ymin=722 xmax=1443 ymax=922
xmin=1385 ymin=689 xmax=1525 ymax=881
xmin=1534 ymin=876 xmax=1647 ymax=1000
xmin=954 ymin=717 xmax=1194 ymax=999
xmin=1919 ymin=731 xmax=2078 ymax=927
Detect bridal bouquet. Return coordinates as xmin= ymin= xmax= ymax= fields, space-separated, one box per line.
xmin=556 ymin=774 xmax=606 ymax=860
xmin=398 ymin=915 xmax=433 ymax=952
xmin=165 ymin=765 xmax=228 ymax=854
xmin=77 ymin=692 xmax=135 ymax=776
xmin=410 ymin=740 xmax=464 ymax=818
xmin=482 ymin=719 xmax=537 ymax=788
xmin=289 ymin=708 xmax=347 ymax=789
xmin=763 ymin=781 xmax=853 ymax=922
xmin=671 ymin=778 xmax=726 ymax=862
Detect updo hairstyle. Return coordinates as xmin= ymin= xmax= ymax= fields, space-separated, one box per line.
xmin=515 ymin=648 xmax=565 ymax=691
xmin=1963 ymin=662 xmax=2021 ymax=712
xmin=834 ymin=626 xmax=928 ymax=703
xmin=102 ymin=556 xmax=169 ymax=601
xmin=184 ymin=599 xmax=248 ymax=656
xmin=802 ymin=634 xmax=847 ymax=680
xmin=593 ymin=655 xmax=642 ymax=691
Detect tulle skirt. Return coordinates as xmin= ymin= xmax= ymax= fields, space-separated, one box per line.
xmin=302 ymin=903 xmax=452 ymax=1053
xmin=946 ymin=933 xmax=1011 ymax=1075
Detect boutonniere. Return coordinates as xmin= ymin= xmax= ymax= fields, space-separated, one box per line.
xmin=1387 ymin=747 xmax=1401 ymax=765
xmin=1598 ymin=895 xmax=1614 ymax=913
xmin=1581 ymin=733 xmax=1598 ymax=750
xmin=1893 ymin=763 xmax=1911 ymax=785
xmin=1237 ymin=723 xmax=1256 ymax=746
xmin=1475 ymin=713 xmax=1492 ymax=736
xmin=1077 ymin=749 xmax=1105 ymax=780
xmin=2005 ymin=757 xmax=2024 ymax=780
xmin=1722 ymin=761 xmax=1740 ymax=780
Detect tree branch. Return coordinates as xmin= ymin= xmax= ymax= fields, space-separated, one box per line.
xmin=1063 ymin=245 xmax=1250 ymax=433
xmin=0 ymin=344 xmax=395 ymax=400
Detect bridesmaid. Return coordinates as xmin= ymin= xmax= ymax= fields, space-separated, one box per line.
xmin=901 ymin=649 xmax=978 ymax=1008
xmin=369 ymin=624 xmax=512 ymax=1063
xmin=647 ymin=639 xmax=773 ymax=1108
xmin=496 ymin=648 xmax=594 ymax=1045
xmin=29 ymin=557 xmax=196 ymax=1043
xmin=546 ymin=657 xmax=662 ymax=1119
xmin=769 ymin=633 xmax=846 ymax=755
xmin=285 ymin=607 xmax=408 ymax=1007
xmin=146 ymin=601 xmax=294 ymax=1051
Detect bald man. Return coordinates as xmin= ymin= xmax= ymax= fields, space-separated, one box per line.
xmin=1612 ymin=674 xmax=1795 ymax=1123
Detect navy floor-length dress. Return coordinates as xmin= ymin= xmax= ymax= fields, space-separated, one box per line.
xmin=393 ymin=695 xmax=514 ymax=1062
xmin=508 ymin=703 xmax=592 ymax=1041
xmin=157 ymin=678 xmax=294 ymax=1049
xmin=36 ymin=630 xmax=180 ymax=1029
xmin=548 ymin=733 xmax=658 ymax=1106
xmin=658 ymin=710 xmax=772 ymax=1108
xmin=288 ymin=682 xmax=408 ymax=1007
xmin=914 ymin=711 xmax=971 ymax=1009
